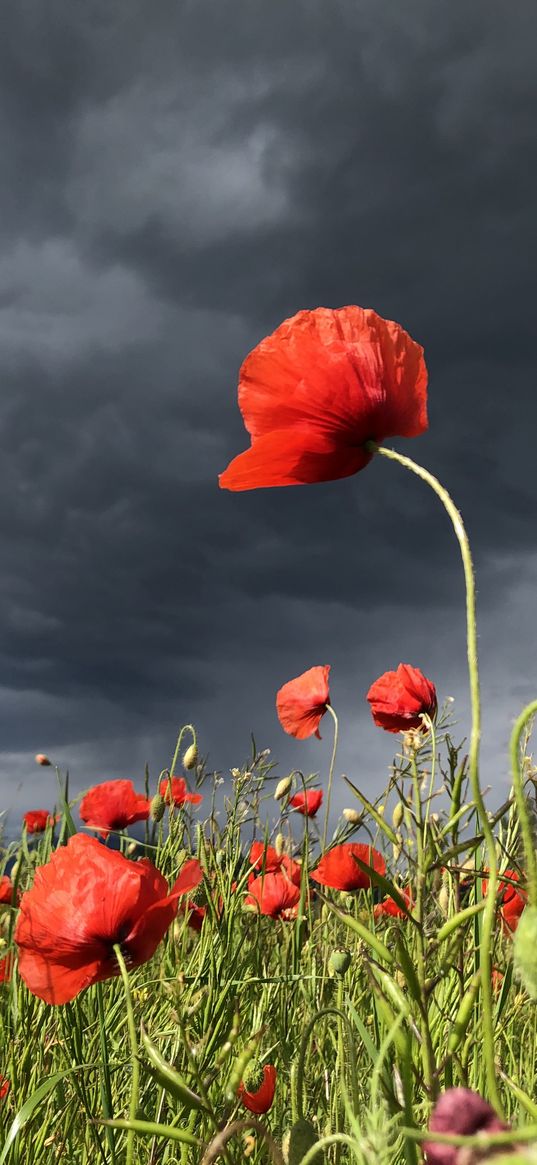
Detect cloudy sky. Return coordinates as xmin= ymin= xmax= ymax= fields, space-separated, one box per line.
xmin=1 ymin=0 xmax=536 ymax=828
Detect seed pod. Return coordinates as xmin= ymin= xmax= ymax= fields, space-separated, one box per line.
xmin=274 ymin=832 xmax=285 ymax=856
xmin=183 ymin=743 xmax=198 ymax=770
xmin=288 ymin=1118 xmax=323 ymax=1165
xmin=275 ymin=776 xmax=293 ymax=802
xmin=328 ymin=947 xmax=351 ymax=977
xmin=514 ymin=906 xmax=537 ymax=999
xmin=141 ymin=1026 xmax=207 ymax=1110
xmin=447 ymin=971 xmax=481 ymax=1053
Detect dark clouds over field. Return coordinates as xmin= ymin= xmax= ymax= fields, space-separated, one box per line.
xmin=1 ymin=0 xmax=536 ymax=823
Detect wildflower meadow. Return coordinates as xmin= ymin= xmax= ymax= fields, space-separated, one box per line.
xmin=1 ymin=306 xmax=536 ymax=1163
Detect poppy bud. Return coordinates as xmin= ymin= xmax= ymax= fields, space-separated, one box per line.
xmin=150 ymin=793 xmax=166 ymax=823
xmin=342 ymin=807 xmax=361 ymax=824
xmin=242 ymin=1059 xmax=265 ymax=1092
xmin=274 ymin=832 xmax=285 ymax=856
xmin=392 ymin=802 xmax=404 ymax=829
xmin=183 ymin=744 xmax=198 ymax=770
xmin=438 ymin=875 xmax=450 ymax=918
xmin=35 ymin=754 xmax=51 ymax=766
xmin=328 ymin=947 xmax=351 ymax=977
xmin=288 ymin=1118 xmax=322 ymax=1165
xmin=514 ymin=906 xmax=537 ymax=999
xmin=126 ymin=841 xmax=138 ymax=856
xmin=275 ymin=776 xmax=293 ymax=802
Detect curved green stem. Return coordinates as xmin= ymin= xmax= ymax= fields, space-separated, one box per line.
xmin=321 ymin=704 xmax=339 ymax=852
xmin=114 ymin=945 xmax=139 ymax=1165
xmin=367 ymin=441 xmax=500 ymax=1110
xmin=509 ymin=700 xmax=537 ymax=906
xmin=296 ymin=1007 xmax=359 ymax=1120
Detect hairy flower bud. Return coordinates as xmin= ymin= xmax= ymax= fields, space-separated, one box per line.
xmin=183 ymin=743 xmax=198 ymax=770
xmin=274 ymin=832 xmax=285 ymax=856
xmin=150 ymin=793 xmax=166 ymax=823
xmin=392 ymin=802 xmax=405 ymax=830
xmin=328 ymin=947 xmax=351 ymax=977
xmin=274 ymin=776 xmax=293 ymax=802
xmin=342 ymin=807 xmax=361 ymax=824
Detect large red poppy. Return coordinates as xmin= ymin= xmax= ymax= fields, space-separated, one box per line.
xmin=219 ymin=306 xmax=427 ymax=491
xmin=159 ymin=776 xmax=203 ymax=807
xmin=23 ymin=810 xmax=58 ymax=834
xmin=244 ymin=872 xmax=301 ymax=919
xmin=276 ymin=666 xmax=331 ymax=740
xmin=289 ymin=789 xmax=323 ymax=817
xmin=14 ymin=834 xmax=203 ymax=1005
xmin=238 ymin=1064 xmax=277 ymax=1114
xmin=310 ymin=843 xmax=386 ymax=891
xmin=79 ymin=780 xmax=151 ymax=837
xmin=482 ymin=869 xmax=527 ymax=936
xmin=367 ymin=663 xmax=437 ymax=733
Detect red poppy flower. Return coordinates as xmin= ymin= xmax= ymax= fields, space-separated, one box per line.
xmin=219 ymin=306 xmax=427 ymax=491
xmin=289 ymin=789 xmax=324 ymax=817
xmin=0 ymin=954 xmax=13 ymax=984
xmin=425 ymin=1088 xmax=509 ymax=1165
xmin=14 ymin=834 xmax=203 ymax=1005
xmin=373 ymin=887 xmax=414 ymax=920
xmin=244 ymin=872 xmax=301 ymax=919
xmin=23 ymin=810 xmax=59 ymax=834
xmin=0 ymin=1075 xmax=10 ymax=1101
xmin=79 ymin=779 xmax=151 ymax=837
xmin=178 ymin=900 xmax=206 ymax=932
xmin=248 ymin=841 xmax=283 ymax=874
xmin=238 ymin=1064 xmax=277 ymax=1114
xmin=310 ymin=843 xmax=386 ymax=891
xmin=159 ymin=776 xmax=203 ymax=807
xmin=482 ymin=869 xmax=527 ymax=936
xmin=280 ymin=853 xmax=303 ymax=887
xmin=276 ymin=666 xmax=331 ymax=740
xmin=367 ymin=663 xmax=437 ymax=733
xmin=0 ymin=876 xmax=17 ymax=906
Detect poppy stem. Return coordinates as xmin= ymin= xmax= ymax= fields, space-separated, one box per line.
xmin=113 ymin=944 xmax=140 ymax=1165
xmin=367 ymin=441 xmax=501 ymax=1112
xmin=322 ymin=705 xmax=339 ymax=853
xmin=509 ymin=700 xmax=537 ymax=906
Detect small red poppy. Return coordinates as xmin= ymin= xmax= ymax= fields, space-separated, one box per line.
xmin=178 ymin=900 xmax=206 ymax=932
xmin=310 ymin=843 xmax=386 ymax=892
xmin=373 ymin=887 xmax=414 ymax=920
xmin=276 ymin=666 xmax=331 ymax=740
xmin=23 ymin=810 xmax=59 ymax=834
xmin=367 ymin=663 xmax=437 ymax=733
xmin=159 ymin=776 xmax=203 ymax=807
xmin=244 ymin=872 xmax=301 ymax=920
xmin=219 ymin=306 xmax=427 ymax=491
xmin=238 ymin=1064 xmax=277 ymax=1114
xmin=248 ymin=841 xmax=283 ymax=874
xmin=280 ymin=853 xmax=302 ymax=887
xmin=289 ymin=789 xmax=323 ymax=817
xmin=0 ymin=1075 xmax=10 ymax=1100
xmin=0 ymin=877 xmax=17 ymax=906
xmin=0 ymin=954 xmax=13 ymax=984
xmin=79 ymin=779 xmax=151 ymax=837
xmin=14 ymin=834 xmax=203 ymax=1004
xmin=482 ymin=869 xmax=527 ymax=936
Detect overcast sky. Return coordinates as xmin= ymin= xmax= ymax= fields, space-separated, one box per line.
xmin=1 ymin=0 xmax=536 ymax=831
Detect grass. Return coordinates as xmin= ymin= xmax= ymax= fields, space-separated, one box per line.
xmin=1 ymin=706 xmax=537 ymax=1164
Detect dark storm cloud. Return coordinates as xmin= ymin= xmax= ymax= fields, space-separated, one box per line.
xmin=0 ymin=0 xmax=536 ymax=822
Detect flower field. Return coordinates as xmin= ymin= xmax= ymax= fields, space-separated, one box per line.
xmin=1 ymin=305 xmax=536 ymax=1163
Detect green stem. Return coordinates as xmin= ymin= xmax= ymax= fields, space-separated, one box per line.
xmin=321 ymin=704 xmax=339 ymax=852
xmin=509 ymin=700 xmax=537 ymax=906
xmin=367 ymin=441 xmax=500 ymax=1111
xmin=114 ymin=944 xmax=140 ymax=1165
xmin=410 ymin=754 xmax=437 ymax=1096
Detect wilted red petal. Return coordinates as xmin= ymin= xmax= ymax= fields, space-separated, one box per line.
xmin=276 ymin=666 xmax=331 ymax=740
xmin=80 ymin=779 xmax=151 ymax=837
xmin=367 ymin=663 xmax=437 ymax=733
xmin=220 ymin=306 xmax=427 ymax=491
xmin=289 ymin=789 xmax=323 ymax=817
xmin=238 ymin=1065 xmax=277 ymax=1114
xmin=374 ymin=887 xmax=414 ymax=920
xmin=310 ymin=843 xmax=386 ymax=891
